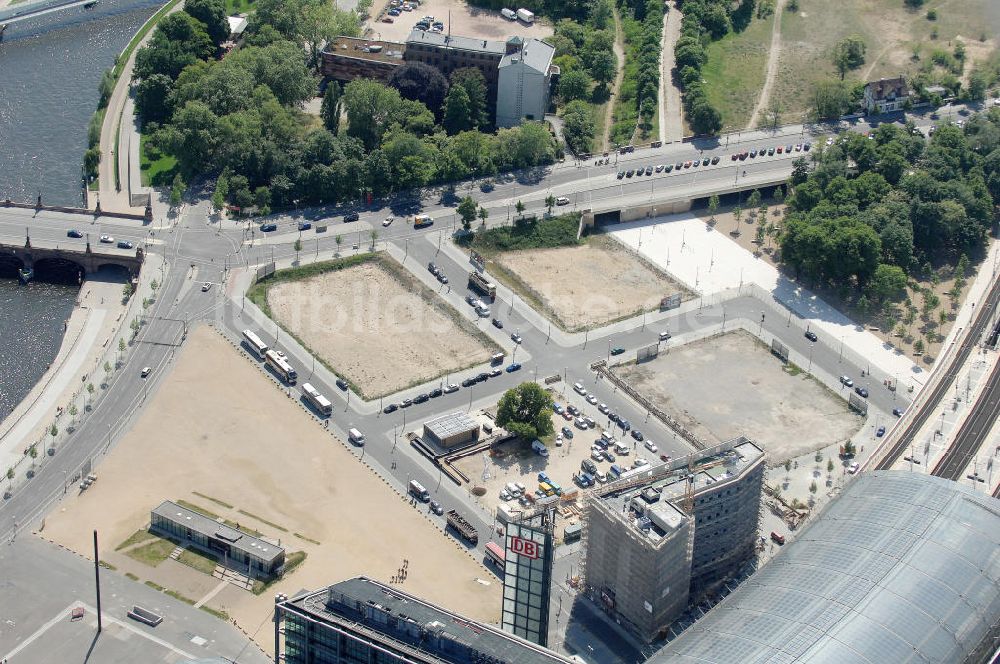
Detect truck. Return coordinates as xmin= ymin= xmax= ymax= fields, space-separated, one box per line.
xmin=412 ymin=213 xmax=433 ymax=228
xmin=409 ymin=479 xmax=430 ymax=502
xmin=468 ymin=271 xmax=496 ymax=300
xmin=516 ymin=7 xmax=533 ymax=23
xmin=446 ymin=509 xmax=479 ymax=544
xmin=348 ymin=427 xmax=366 ymax=446
xmin=500 ymin=7 xmax=516 ymax=20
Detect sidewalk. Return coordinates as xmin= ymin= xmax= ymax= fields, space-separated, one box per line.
xmin=609 ymin=213 xmax=924 ymax=390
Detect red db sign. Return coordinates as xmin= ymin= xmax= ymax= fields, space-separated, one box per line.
xmin=510 ymin=536 xmax=540 ymax=559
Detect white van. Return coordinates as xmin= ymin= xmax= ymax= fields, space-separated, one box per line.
xmin=348 ymin=428 xmax=365 ymax=446
xmin=500 ymin=7 xmax=516 ymax=19
xmin=573 ymin=382 xmax=587 ymax=396
xmin=476 ymin=303 xmax=491 ymax=317
xmin=601 ymin=431 xmax=615 ymax=445
xmin=531 ymin=439 xmax=549 ymax=457
xmin=659 ymin=331 xmax=671 ymax=341
xmin=491 ymin=352 xmax=506 ymax=365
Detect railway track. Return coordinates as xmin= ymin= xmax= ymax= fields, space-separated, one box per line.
xmin=931 ymin=359 xmax=1000 ymax=480
xmin=874 ymin=274 xmax=1000 ymax=471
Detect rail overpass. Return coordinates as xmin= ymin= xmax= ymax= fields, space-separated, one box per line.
xmin=0 ymin=240 xmax=144 ymax=282
xmin=0 ymin=0 xmax=100 ymax=30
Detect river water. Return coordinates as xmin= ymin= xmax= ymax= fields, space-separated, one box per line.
xmin=0 ymin=0 xmax=161 ymax=423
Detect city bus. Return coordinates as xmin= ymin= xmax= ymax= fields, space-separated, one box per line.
xmin=242 ymin=329 xmax=269 ymax=359
xmin=301 ymin=382 xmax=332 ymax=416
xmin=468 ymin=271 xmax=496 ymax=300
xmin=484 ymin=541 xmax=505 ymax=569
xmin=265 ymin=349 xmax=297 ymax=384
xmin=413 ymin=214 xmax=433 ymax=229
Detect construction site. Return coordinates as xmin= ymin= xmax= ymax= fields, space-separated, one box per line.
xmin=577 ymin=437 xmax=766 ymax=643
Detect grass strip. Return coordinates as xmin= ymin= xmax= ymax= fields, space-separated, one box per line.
xmin=192 ymin=491 xmax=234 ymax=509
xmin=115 ymin=528 xmax=156 ymax=551
xmin=237 ymin=509 xmax=289 ymax=533
xmin=125 ymin=538 xmax=176 ymax=567
xmin=252 ymin=551 xmax=307 ymax=595
xmin=294 ymin=532 xmax=321 ymax=545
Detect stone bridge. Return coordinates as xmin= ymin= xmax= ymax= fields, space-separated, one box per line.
xmin=0 ymin=240 xmax=144 ymax=282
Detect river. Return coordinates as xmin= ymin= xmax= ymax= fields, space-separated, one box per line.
xmin=0 ymin=0 xmax=161 ymax=424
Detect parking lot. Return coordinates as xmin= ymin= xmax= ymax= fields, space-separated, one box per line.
xmin=374 ymin=0 xmax=553 ymax=44
xmin=615 ymin=330 xmax=863 ymax=461
xmin=453 ymin=388 xmax=664 ymax=519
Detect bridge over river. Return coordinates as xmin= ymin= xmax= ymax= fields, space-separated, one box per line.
xmin=0 ymin=239 xmax=143 ymax=283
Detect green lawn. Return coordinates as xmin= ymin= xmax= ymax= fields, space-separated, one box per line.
xmin=115 ymin=529 xmax=156 ymax=551
xmin=178 ymin=549 xmax=219 ymax=575
xmin=225 ymin=0 xmax=255 ymax=13
xmin=125 ymin=538 xmax=176 ymax=567
xmin=140 ymin=134 xmax=179 ymax=187
xmin=701 ymin=14 xmax=773 ymax=131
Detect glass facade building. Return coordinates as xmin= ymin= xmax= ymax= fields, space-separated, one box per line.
xmin=501 ymin=513 xmax=554 ymax=647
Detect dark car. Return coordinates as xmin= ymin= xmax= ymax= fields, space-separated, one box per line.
xmin=298 ymin=221 xmax=312 ymax=231
xmin=803 ymin=142 xmax=811 ymax=151
xmin=506 ymin=363 xmax=522 ymax=373
xmin=561 ymin=426 xmax=574 ymax=439
xmin=805 ymin=330 xmax=818 ymax=342
xmin=429 ymin=387 xmax=443 ymax=398
xmin=625 ymin=169 xmax=634 ymax=177
xmin=461 ymin=377 xmax=476 ymax=387
xmin=617 ymin=171 xmax=625 ymax=179
xmin=608 ymin=412 xmax=619 ymax=423
xmin=429 ymin=500 xmax=444 ymax=515
xmin=384 ymin=403 xmax=399 ymax=414
xmin=631 ymin=429 xmax=643 ymax=441
xmin=117 ymin=240 xmax=134 ymax=249
xmin=876 ymin=426 xmax=886 ymax=437
xmin=344 ymin=212 xmax=360 ymax=222
xmin=260 ymin=223 xmax=277 ymax=232
xmin=428 ymin=262 xmax=439 ymax=274
xmin=710 ymin=155 xmax=720 ymax=165
xmin=618 ymin=419 xmax=631 ymax=431
xmin=492 ymin=318 xmax=504 ymax=329
xmin=602 ymin=450 xmax=616 ymax=463
xmin=749 ymin=149 xmax=758 ymax=158
xmin=665 ymin=164 xmax=673 ymax=172
xmin=702 ymin=158 xmax=710 ymax=166
xmin=476 ymin=372 xmax=489 ymax=382
xmin=437 ymin=273 xmax=448 ymax=284
xmin=675 ymin=162 xmax=684 ymax=170
xmin=610 ymin=347 xmax=625 ymax=355
xmin=644 ymin=166 xmax=653 ymax=175
xmin=413 ymin=393 xmax=429 ymax=404
xmin=67 ymin=229 xmax=83 ymax=238
xmin=335 ymin=378 xmax=349 ymax=390
xmin=854 ymin=386 xmax=869 ymax=398
xmin=892 ymin=407 xmax=904 ymax=417
xmin=567 ymin=405 xmax=580 ymax=416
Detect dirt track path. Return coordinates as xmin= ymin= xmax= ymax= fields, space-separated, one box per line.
xmin=600 ymin=8 xmax=627 ymax=151
xmin=658 ymin=1 xmax=684 ymax=143
xmin=746 ymin=0 xmax=786 ymax=130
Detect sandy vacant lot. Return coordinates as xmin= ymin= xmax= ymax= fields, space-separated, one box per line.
xmin=616 ymin=330 xmax=862 ymax=461
xmin=267 ymin=257 xmax=494 ymax=398
xmin=496 ymin=236 xmax=688 ymax=331
xmin=41 ymin=325 xmax=499 ymax=653
xmin=375 ymin=0 xmax=553 ymax=44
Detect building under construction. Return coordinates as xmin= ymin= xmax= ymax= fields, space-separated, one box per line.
xmin=580 ymin=437 xmax=765 ymax=643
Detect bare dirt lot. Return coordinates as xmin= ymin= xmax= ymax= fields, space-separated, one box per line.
xmin=494 ymin=236 xmax=689 ymax=331
xmin=616 ymin=330 xmax=862 ymax=461
xmin=374 ymin=0 xmax=553 ymax=44
xmin=266 ymin=255 xmax=496 ymax=398
xmin=41 ymin=325 xmax=499 ymax=654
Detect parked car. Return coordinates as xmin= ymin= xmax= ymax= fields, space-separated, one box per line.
xmin=770 ymin=531 xmax=786 ymax=545
xmin=437 ymin=273 xmax=448 ymax=284
xmin=336 ymin=378 xmax=349 ymax=390
xmin=201 ymin=282 xmax=211 ymax=292
xmin=644 ymin=166 xmax=653 ymax=176
xmin=400 ymin=398 xmax=413 ymax=407
xmin=893 ymin=407 xmax=904 ymax=417
xmin=876 ymin=426 xmax=886 ymax=437
xmin=617 ymin=171 xmax=625 ymax=179
xmin=598 ymin=403 xmax=609 ymax=414
xmin=506 ymin=363 xmax=522 ymax=373
xmin=298 ymin=221 xmax=312 ymax=231
xmin=618 ymin=419 xmax=631 ymax=431
xmin=443 ymin=383 xmax=459 ymax=393
xmin=644 ymin=440 xmax=657 ymax=453
xmin=586 ymin=394 xmax=598 ymax=405
xmin=117 ymin=240 xmax=134 ymax=249
xmin=343 ymin=212 xmax=360 ymax=222
xmin=511 ymin=332 xmax=522 ymax=344
xmin=413 ymin=393 xmax=429 ymax=404
xmin=141 ymin=366 xmax=151 ymax=377
xmin=567 ymin=405 xmax=580 ymax=416
xmin=461 ymin=377 xmax=476 ymax=387
xmin=839 ymin=375 xmax=854 ymax=388
xmin=655 ymin=164 xmax=664 ymax=172
xmin=67 ymin=229 xmax=83 ymax=238
xmin=556 ymin=196 xmax=570 ymax=206
xmin=631 ymin=429 xmax=643 ymax=441
xmin=99 ymin=234 xmax=114 ymax=243
xmin=805 ymin=330 xmax=818 ymax=342
xmin=854 ymin=386 xmax=869 ymax=398
xmin=610 ymin=347 xmax=625 ymax=355
xmin=492 ymin=318 xmax=504 ymax=329
xmin=429 ymin=500 xmax=444 ymax=515
xmin=561 ymin=426 xmax=574 ymax=439
xmin=625 ymin=169 xmax=634 ymax=177
xmin=383 ymin=403 xmax=398 ymax=413
xmin=429 ymin=387 xmax=443 ymax=398
xmin=602 ymin=450 xmax=616 ymax=463
xmin=710 ymin=155 xmax=720 ymax=164
xmin=382 ymin=216 xmax=394 ymax=226
xmin=427 ymin=262 xmax=439 ymax=275
xmin=260 ymin=223 xmax=277 ymax=232
xmin=848 ymin=462 xmax=860 ymax=474
xmin=488 ymin=367 xmax=502 ymax=377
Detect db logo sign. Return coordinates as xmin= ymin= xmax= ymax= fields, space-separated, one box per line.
xmin=510 ymin=536 xmax=540 ymax=559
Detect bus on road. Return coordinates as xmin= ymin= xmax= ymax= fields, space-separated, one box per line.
xmin=242 ymin=329 xmax=268 ymax=359
xmin=413 ymin=214 xmax=433 ymax=229
xmin=301 ymin=382 xmax=332 ymax=416
xmin=485 ymin=541 xmax=505 ymax=569
xmin=265 ymin=349 xmax=297 ymax=384
xmin=468 ymin=271 xmax=496 ymax=300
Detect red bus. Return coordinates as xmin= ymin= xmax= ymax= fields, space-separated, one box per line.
xmin=485 ymin=541 xmax=505 ymax=568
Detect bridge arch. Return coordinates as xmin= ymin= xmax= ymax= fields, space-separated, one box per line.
xmin=0 ymin=254 xmax=25 ymax=279
xmin=33 ymin=256 xmax=84 ymax=284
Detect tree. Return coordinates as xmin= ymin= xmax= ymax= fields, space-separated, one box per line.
xmin=545 ymin=194 xmax=556 ymax=213
xmin=458 ymin=196 xmax=478 ymax=229
xmin=477 ymin=206 xmax=489 ymax=226
xmin=558 ymin=69 xmax=592 ymax=103
xmin=690 ymin=100 xmax=723 ymax=135
xmin=369 ymin=229 xmax=378 ymax=249
xmin=134 ymin=12 xmax=215 ymax=80
xmin=496 ymin=382 xmax=555 ymax=440
xmin=774 ymin=185 xmax=785 ymax=208
xmin=914 ymin=338 xmax=924 ymax=354
xmin=135 ymin=74 xmax=174 ymax=124
xmin=747 ymin=189 xmax=762 ymax=214
xmin=809 ymin=480 xmax=818 ymax=496
xmin=764 ymin=102 xmax=782 ymax=130
xmin=334 ymin=234 xmax=342 ymax=255
xmin=811 ymin=79 xmax=851 ymax=120
xmin=755 ymin=223 xmax=766 ymax=246
xmin=708 ymin=194 xmax=719 ymax=222
xmin=827 ymin=458 xmax=834 ymax=474
xmin=588 ymin=51 xmax=617 ymax=86
xmin=443 ymin=85 xmax=473 ymax=135
xmin=561 ymin=100 xmax=595 ymax=155
xmin=833 ymin=36 xmax=866 ymax=78
xmin=320 ymin=81 xmax=342 ymax=133
xmin=118 ymin=338 xmax=126 ymax=357
xmin=450 ymin=68 xmax=489 ymax=129
xmin=184 ymin=0 xmax=228 ymax=45
xmin=515 ymin=200 xmax=526 ymax=217
xmin=293 ymin=238 xmax=302 ymax=261
xmin=733 ymin=205 xmax=743 ymax=235
xmin=388 ymin=62 xmax=449 ymax=116
xmin=211 ymin=169 xmax=229 ymax=211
